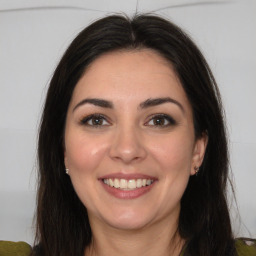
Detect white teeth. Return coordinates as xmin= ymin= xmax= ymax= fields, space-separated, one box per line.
xmin=136 ymin=179 xmax=142 ymax=188
xmin=114 ymin=178 xmax=120 ymax=188
xmin=103 ymin=179 xmax=109 ymax=185
xmin=127 ymin=179 xmax=136 ymax=189
xmin=120 ymin=179 xmax=127 ymax=189
xmin=109 ymin=179 xmax=114 ymax=187
xmin=103 ymin=178 xmax=154 ymax=190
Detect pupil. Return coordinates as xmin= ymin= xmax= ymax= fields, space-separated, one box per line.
xmin=92 ymin=117 xmax=102 ymax=125
xmin=154 ymin=118 xmax=164 ymax=125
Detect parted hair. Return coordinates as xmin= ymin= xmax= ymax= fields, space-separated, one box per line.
xmin=33 ymin=14 xmax=236 ymax=256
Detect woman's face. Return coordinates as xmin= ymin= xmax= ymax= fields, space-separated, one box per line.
xmin=64 ymin=49 xmax=207 ymax=230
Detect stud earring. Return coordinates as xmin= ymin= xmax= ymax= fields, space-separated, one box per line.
xmin=65 ymin=168 xmax=69 ymax=175
xmin=194 ymin=166 xmax=200 ymax=176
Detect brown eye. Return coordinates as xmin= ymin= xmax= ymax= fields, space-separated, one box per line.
xmin=81 ymin=114 xmax=110 ymax=127
xmin=91 ymin=116 xmax=104 ymax=125
xmin=152 ymin=117 xmax=166 ymax=126
xmin=146 ymin=114 xmax=176 ymax=127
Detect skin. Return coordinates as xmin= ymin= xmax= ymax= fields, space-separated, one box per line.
xmin=64 ymin=49 xmax=208 ymax=256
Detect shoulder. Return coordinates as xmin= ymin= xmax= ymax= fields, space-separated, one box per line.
xmin=0 ymin=241 xmax=31 ymax=256
xmin=235 ymin=238 xmax=256 ymax=256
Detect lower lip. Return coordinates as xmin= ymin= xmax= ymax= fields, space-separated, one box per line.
xmin=100 ymin=181 xmax=156 ymax=199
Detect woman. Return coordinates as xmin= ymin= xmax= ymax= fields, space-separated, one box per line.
xmin=1 ymin=14 xmax=255 ymax=256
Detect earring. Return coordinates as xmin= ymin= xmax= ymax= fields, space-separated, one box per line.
xmin=65 ymin=168 xmax=69 ymax=175
xmin=194 ymin=166 xmax=200 ymax=176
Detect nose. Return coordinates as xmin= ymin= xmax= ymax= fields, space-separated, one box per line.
xmin=109 ymin=125 xmax=147 ymax=164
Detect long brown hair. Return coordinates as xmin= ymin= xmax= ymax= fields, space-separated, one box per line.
xmin=33 ymin=14 xmax=235 ymax=256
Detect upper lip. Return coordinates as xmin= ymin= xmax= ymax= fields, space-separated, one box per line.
xmin=99 ymin=173 xmax=157 ymax=180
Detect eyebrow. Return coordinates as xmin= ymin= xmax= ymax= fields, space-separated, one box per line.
xmin=73 ymin=98 xmax=113 ymax=112
xmin=73 ymin=97 xmax=184 ymax=113
xmin=139 ymin=97 xmax=184 ymax=113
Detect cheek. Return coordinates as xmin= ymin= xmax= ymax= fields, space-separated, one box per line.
xmin=143 ymin=133 xmax=194 ymax=216
xmin=65 ymin=133 xmax=108 ymax=175
xmin=153 ymin=136 xmax=192 ymax=169
xmin=149 ymin=133 xmax=194 ymax=174
xmin=65 ymin=133 xmax=110 ymax=209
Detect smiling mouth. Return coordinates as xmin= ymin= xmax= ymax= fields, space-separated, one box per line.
xmin=103 ymin=178 xmax=154 ymax=190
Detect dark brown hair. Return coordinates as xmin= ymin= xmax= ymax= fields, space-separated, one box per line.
xmin=33 ymin=14 xmax=235 ymax=256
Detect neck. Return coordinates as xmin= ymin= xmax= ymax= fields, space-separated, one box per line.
xmin=85 ymin=214 xmax=184 ymax=256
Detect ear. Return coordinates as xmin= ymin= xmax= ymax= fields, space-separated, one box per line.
xmin=191 ymin=132 xmax=208 ymax=175
xmin=64 ymin=147 xmax=69 ymax=169
xmin=63 ymin=138 xmax=69 ymax=169
xmin=64 ymin=155 xmax=68 ymax=169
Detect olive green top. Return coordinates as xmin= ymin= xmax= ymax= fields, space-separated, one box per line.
xmin=179 ymin=239 xmax=256 ymax=256
xmin=235 ymin=239 xmax=256 ymax=256
xmin=0 ymin=241 xmax=32 ymax=256
xmin=0 ymin=239 xmax=255 ymax=255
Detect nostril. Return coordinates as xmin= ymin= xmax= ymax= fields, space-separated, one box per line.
xmin=108 ymin=128 xmax=147 ymax=163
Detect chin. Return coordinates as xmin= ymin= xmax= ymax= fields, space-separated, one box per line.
xmin=106 ymin=217 xmax=150 ymax=231
xmin=99 ymin=207 xmax=156 ymax=231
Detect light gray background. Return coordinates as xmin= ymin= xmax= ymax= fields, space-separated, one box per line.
xmin=0 ymin=0 xmax=255 ymax=244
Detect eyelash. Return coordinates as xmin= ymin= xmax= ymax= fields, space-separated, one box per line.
xmin=80 ymin=114 xmax=176 ymax=128
xmin=80 ymin=114 xmax=110 ymax=127
xmin=145 ymin=114 xmax=176 ymax=127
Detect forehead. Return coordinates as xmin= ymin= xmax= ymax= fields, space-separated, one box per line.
xmin=70 ymin=49 xmax=191 ymax=111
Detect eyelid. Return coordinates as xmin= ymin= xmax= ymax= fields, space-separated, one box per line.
xmin=80 ymin=113 xmax=111 ymax=127
xmin=79 ymin=113 xmax=176 ymax=128
xmin=144 ymin=113 xmax=177 ymax=127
